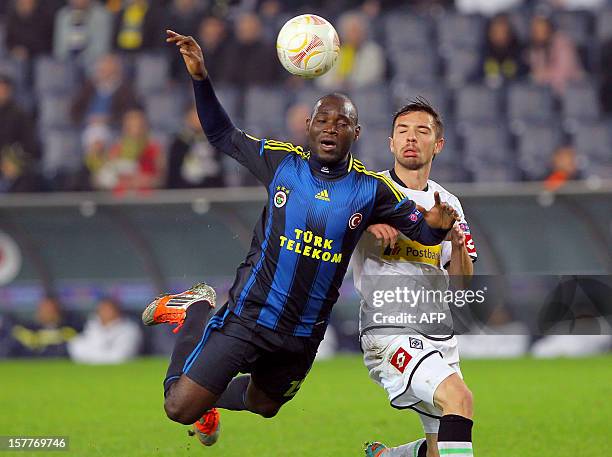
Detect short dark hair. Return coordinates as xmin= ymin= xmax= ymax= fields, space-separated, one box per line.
xmin=391 ymin=97 xmax=443 ymax=138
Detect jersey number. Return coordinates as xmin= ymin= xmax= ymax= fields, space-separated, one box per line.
xmin=283 ymin=379 xmax=304 ymax=398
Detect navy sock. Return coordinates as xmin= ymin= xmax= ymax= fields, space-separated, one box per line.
xmin=214 ymin=375 xmax=250 ymax=411
xmin=163 ymin=301 xmax=212 ymax=397
xmin=418 ymin=440 xmax=427 ymax=457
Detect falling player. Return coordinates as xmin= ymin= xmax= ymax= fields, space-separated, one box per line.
xmin=141 ymin=31 xmax=461 ymax=447
xmin=353 ymin=99 xmax=478 ymax=457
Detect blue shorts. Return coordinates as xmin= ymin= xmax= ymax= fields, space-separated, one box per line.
xmin=183 ymin=306 xmax=321 ymax=402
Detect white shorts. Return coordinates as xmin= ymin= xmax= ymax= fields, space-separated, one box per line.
xmin=361 ymin=332 xmax=461 ymax=434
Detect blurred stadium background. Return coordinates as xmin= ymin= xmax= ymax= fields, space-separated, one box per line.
xmin=0 ymin=0 xmax=611 ymax=393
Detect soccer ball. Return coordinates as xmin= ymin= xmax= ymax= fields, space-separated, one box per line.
xmin=276 ymin=14 xmax=340 ymax=78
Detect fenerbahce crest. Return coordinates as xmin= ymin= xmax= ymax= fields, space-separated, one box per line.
xmin=274 ymin=186 xmax=290 ymax=208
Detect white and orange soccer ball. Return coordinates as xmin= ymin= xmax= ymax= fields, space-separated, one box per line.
xmin=276 ymin=14 xmax=340 ymax=78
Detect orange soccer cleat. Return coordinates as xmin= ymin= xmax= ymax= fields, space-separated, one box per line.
xmin=188 ymin=408 xmax=221 ymax=446
xmin=141 ymin=283 xmax=216 ymax=333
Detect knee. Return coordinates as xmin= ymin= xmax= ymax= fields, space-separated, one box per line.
xmin=248 ymin=401 xmax=282 ymax=419
xmin=164 ymin=398 xmax=199 ymax=425
xmin=435 ymin=377 xmax=474 ymax=418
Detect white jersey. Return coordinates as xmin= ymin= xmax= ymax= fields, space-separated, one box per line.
xmin=353 ymin=171 xmax=477 ymax=337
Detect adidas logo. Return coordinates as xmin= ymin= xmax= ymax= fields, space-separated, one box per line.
xmin=315 ymin=189 xmax=330 ymax=201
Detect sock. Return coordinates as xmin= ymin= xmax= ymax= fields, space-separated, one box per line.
xmin=437 ymin=414 xmax=473 ymax=456
xmin=163 ymin=301 xmax=212 ymax=397
xmin=214 ymin=375 xmax=250 ymax=410
xmin=384 ymin=438 xmax=426 ymax=457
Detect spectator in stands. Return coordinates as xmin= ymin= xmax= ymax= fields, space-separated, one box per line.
xmin=53 ymin=0 xmax=113 ymax=68
xmin=99 ymin=108 xmax=163 ymax=192
xmin=316 ymin=11 xmax=385 ymax=90
xmin=0 ymin=75 xmax=40 ymax=193
xmin=10 ymin=296 xmax=81 ymax=358
xmin=171 ymin=15 xmax=232 ymax=83
xmin=112 ymin=0 xmax=165 ymax=54
xmin=544 ymin=144 xmax=580 ymax=190
xmin=167 ymin=105 xmax=224 ymax=188
xmin=526 ymin=14 xmax=583 ymax=96
xmin=5 ymin=0 xmax=54 ymax=62
xmin=284 ymin=102 xmax=310 ymax=147
xmin=67 ymin=298 xmax=142 ymax=364
xmin=480 ymin=14 xmax=527 ymax=88
xmin=72 ymin=120 xmax=114 ymax=190
xmin=224 ymin=12 xmax=284 ymax=87
xmin=70 ymin=53 xmax=139 ymax=127
xmin=0 ymin=313 xmax=19 ymax=358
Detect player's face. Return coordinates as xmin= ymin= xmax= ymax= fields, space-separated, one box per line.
xmin=307 ymin=97 xmax=360 ymax=164
xmin=390 ymin=111 xmax=444 ymax=171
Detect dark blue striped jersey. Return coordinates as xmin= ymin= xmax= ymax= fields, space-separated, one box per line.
xmin=193 ymin=78 xmax=448 ymax=339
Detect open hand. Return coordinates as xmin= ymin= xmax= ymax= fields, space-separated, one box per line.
xmin=166 ymin=30 xmax=207 ymax=80
xmin=421 ymin=191 xmax=460 ymax=230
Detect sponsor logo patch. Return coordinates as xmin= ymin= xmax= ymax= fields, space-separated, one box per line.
xmin=390 ymin=347 xmax=412 ymax=373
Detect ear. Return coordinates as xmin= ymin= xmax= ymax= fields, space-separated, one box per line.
xmin=433 ymin=137 xmax=445 ymax=157
xmin=305 ymin=117 xmax=311 ymax=133
xmin=388 ymin=136 xmax=393 ymax=155
xmin=354 ymin=124 xmax=361 ymax=141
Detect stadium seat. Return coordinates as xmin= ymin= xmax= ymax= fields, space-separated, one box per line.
xmin=461 ymin=124 xmax=512 ymax=164
xmin=515 ymin=123 xmax=563 ymax=180
xmin=135 ymin=53 xmax=169 ymax=94
xmin=391 ymin=81 xmax=449 ymax=119
xmin=244 ymin=86 xmax=287 ymax=137
xmin=38 ymin=94 xmax=73 ymax=129
xmin=384 ymin=14 xmax=433 ymax=52
xmin=356 ymin=126 xmax=393 ymax=172
xmin=34 ymin=57 xmax=76 ymax=95
xmin=596 ymin=8 xmax=612 ymax=42
xmin=144 ymin=90 xmax=182 ymax=134
xmin=0 ymin=23 xmax=6 ymax=57
xmin=455 ymin=85 xmax=501 ymax=123
xmin=572 ymin=122 xmax=612 ymax=178
xmin=389 ymin=50 xmax=439 ymax=85
xmin=214 ymin=84 xmax=241 ymax=123
xmin=437 ymin=13 xmax=485 ymax=54
xmin=349 ymin=84 xmax=391 ymax=126
xmin=443 ymin=48 xmax=481 ymax=88
xmin=40 ymin=129 xmax=81 ymax=179
xmin=561 ymin=80 xmax=600 ymax=130
xmin=507 ymin=83 xmax=555 ymax=130
xmin=470 ymin=163 xmax=519 ymax=183
xmin=553 ymin=11 xmax=593 ymax=48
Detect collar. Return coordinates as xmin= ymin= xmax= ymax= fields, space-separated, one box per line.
xmin=308 ymin=153 xmax=352 ymax=179
xmin=390 ymin=168 xmax=428 ymax=192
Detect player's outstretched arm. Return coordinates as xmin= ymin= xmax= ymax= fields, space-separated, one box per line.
xmin=167 ymin=29 xmax=291 ymax=186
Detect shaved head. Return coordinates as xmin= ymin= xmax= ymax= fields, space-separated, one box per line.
xmin=312 ymin=93 xmax=358 ymax=125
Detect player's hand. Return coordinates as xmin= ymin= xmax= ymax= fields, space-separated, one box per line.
xmin=450 ymin=224 xmax=466 ymax=248
xmin=166 ymin=30 xmax=207 ymax=80
xmin=367 ymin=224 xmax=399 ymax=249
xmin=421 ymin=191 xmax=460 ymax=230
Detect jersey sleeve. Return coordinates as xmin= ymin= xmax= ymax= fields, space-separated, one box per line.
xmin=370 ymin=177 xmax=449 ymax=246
xmin=193 ymin=77 xmax=304 ymax=185
xmin=440 ymin=196 xmax=478 ymax=268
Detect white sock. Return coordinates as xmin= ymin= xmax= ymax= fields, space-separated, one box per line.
xmin=437 ymin=441 xmax=473 ymax=456
xmin=385 ymin=438 xmax=426 ymax=457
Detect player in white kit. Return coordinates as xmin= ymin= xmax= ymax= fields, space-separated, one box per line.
xmin=354 ymin=99 xmax=478 ymax=457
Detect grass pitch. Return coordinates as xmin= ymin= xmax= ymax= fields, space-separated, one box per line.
xmin=0 ymin=355 xmax=610 ymax=456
